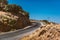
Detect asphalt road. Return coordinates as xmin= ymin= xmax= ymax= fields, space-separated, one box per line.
xmin=0 ymin=22 xmax=41 ymax=40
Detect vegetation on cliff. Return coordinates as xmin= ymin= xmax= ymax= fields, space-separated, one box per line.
xmin=0 ymin=0 xmax=31 ymax=32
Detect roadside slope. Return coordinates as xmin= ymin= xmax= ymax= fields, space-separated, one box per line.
xmin=20 ymin=21 xmax=60 ymax=40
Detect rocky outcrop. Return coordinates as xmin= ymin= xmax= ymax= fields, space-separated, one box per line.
xmin=0 ymin=0 xmax=31 ymax=32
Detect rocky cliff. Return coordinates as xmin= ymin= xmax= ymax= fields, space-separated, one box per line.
xmin=0 ymin=0 xmax=31 ymax=32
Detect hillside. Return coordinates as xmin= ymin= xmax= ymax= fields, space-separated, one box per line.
xmin=0 ymin=0 xmax=31 ymax=32
xmin=20 ymin=20 xmax=60 ymax=40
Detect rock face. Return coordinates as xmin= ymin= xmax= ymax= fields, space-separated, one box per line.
xmin=0 ymin=0 xmax=31 ymax=32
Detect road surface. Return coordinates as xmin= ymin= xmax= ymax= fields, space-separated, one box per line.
xmin=0 ymin=22 xmax=41 ymax=40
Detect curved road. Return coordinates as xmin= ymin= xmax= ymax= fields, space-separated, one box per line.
xmin=0 ymin=22 xmax=41 ymax=40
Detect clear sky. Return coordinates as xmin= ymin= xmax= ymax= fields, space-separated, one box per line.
xmin=8 ymin=0 xmax=60 ymax=23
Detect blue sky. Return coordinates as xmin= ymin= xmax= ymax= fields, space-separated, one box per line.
xmin=8 ymin=0 xmax=60 ymax=23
